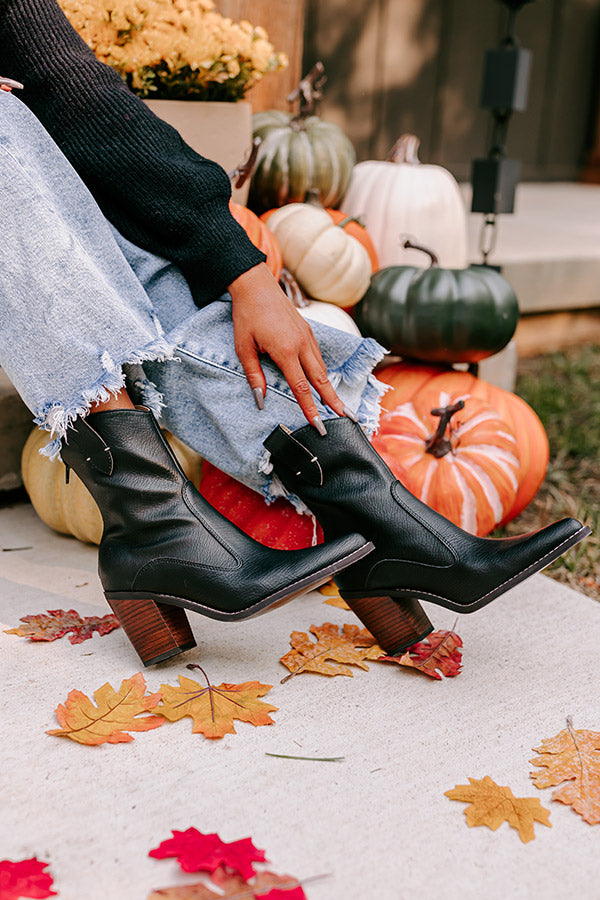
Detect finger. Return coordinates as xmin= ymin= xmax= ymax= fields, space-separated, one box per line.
xmin=235 ymin=339 xmax=267 ymax=410
xmin=275 ymin=355 xmax=323 ymax=428
xmin=301 ymin=342 xmax=346 ymax=417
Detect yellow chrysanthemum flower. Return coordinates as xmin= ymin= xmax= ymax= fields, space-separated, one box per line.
xmin=57 ymin=0 xmax=287 ymax=99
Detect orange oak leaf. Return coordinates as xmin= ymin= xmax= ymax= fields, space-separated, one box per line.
xmin=46 ymin=672 xmax=164 ymax=745
xmin=148 ymin=869 xmax=306 ymax=899
xmin=4 ymin=608 xmax=119 ymax=643
xmin=155 ymin=666 xmax=277 ymax=739
xmin=445 ymin=775 xmax=551 ymax=843
xmin=379 ymin=629 xmax=463 ymax=679
xmin=530 ymin=717 xmax=600 ymax=824
xmin=280 ymin=622 xmax=384 ymax=682
xmin=0 ymin=857 xmax=56 ymax=899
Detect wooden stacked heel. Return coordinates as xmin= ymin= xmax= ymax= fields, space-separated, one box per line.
xmin=106 ymin=596 xmax=196 ymax=666
xmin=342 ymin=594 xmax=433 ymax=655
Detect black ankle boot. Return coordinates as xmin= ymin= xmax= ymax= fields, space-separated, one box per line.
xmin=60 ymin=409 xmax=372 ymax=666
xmin=264 ymin=417 xmax=591 ymax=654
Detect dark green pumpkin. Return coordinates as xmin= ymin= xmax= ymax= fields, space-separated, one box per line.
xmin=354 ymin=247 xmax=519 ymax=363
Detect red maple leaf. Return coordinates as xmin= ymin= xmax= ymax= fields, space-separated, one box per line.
xmin=149 ymin=828 xmax=267 ymax=880
xmin=0 ymin=858 xmax=56 ymax=899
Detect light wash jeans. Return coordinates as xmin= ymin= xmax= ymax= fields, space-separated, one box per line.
xmin=0 ymin=90 xmax=387 ymax=504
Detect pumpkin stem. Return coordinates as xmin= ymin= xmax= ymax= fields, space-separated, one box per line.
xmin=336 ymin=214 xmax=366 ymax=229
xmin=227 ymin=137 xmax=260 ymax=189
xmin=279 ymin=267 xmax=310 ymax=308
xmin=288 ymin=61 xmax=327 ymax=123
xmin=425 ymin=400 xmax=465 ymax=458
xmin=403 ymin=238 xmax=439 ymax=267
xmin=387 ymin=133 xmax=421 ymax=165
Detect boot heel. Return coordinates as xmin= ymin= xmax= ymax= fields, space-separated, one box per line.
xmin=342 ymin=594 xmax=434 ymax=655
xmin=106 ymin=596 xmax=196 ymax=667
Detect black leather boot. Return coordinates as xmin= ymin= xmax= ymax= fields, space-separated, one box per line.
xmin=264 ymin=417 xmax=591 ymax=654
xmin=60 ymin=408 xmax=373 ymax=666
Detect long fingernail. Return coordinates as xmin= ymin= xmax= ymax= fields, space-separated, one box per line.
xmin=312 ymin=415 xmax=327 ymax=436
xmin=253 ymin=387 xmax=264 ymax=410
xmin=342 ymin=405 xmax=359 ymax=423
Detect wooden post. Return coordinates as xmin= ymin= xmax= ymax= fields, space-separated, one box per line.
xmin=217 ymin=0 xmax=306 ymax=112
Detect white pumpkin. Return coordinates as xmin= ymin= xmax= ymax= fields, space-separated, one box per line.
xmin=340 ymin=134 xmax=468 ymax=269
xmin=298 ymin=300 xmax=362 ymax=337
xmin=264 ymin=203 xmax=371 ymax=307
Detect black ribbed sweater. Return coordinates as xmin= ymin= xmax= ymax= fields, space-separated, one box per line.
xmin=0 ymin=0 xmax=266 ymax=307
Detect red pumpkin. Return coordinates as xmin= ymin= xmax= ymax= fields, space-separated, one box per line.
xmin=230 ymin=201 xmax=283 ymax=281
xmin=199 ymin=461 xmax=323 ymax=549
xmin=374 ymin=362 xmax=549 ymax=534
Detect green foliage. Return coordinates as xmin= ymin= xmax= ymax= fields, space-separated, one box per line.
xmin=495 ymin=344 xmax=600 ymax=601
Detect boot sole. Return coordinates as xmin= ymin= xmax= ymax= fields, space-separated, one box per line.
xmin=105 ymin=542 xmax=374 ymax=625
xmin=341 ymin=525 xmax=592 ymax=614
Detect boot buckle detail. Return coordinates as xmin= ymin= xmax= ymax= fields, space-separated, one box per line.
xmin=263 ymin=425 xmax=323 ymax=487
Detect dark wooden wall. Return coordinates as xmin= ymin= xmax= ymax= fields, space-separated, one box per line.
xmin=303 ymin=0 xmax=600 ymax=181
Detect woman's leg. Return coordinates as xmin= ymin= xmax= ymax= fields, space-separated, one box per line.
xmin=0 ymin=91 xmax=372 ymax=665
xmin=0 ymin=91 xmax=175 ymax=453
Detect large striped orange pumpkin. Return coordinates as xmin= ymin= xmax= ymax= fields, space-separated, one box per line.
xmin=200 ymin=461 xmax=323 ymax=549
xmin=373 ymin=363 xmax=549 ymax=535
xmin=230 ymin=201 xmax=283 ymax=281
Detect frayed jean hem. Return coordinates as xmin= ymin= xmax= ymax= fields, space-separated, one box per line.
xmin=35 ymin=334 xmax=176 ymax=460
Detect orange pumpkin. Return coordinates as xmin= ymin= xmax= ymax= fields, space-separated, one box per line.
xmin=200 ymin=461 xmax=323 ymax=549
xmin=373 ymin=363 xmax=549 ymax=535
xmin=230 ymin=201 xmax=283 ymax=281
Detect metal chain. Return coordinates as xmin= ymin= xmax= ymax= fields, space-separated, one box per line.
xmin=478 ymin=213 xmax=499 ymax=264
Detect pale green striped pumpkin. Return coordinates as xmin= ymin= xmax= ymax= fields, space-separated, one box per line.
xmin=249 ymin=110 xmax=355 ymax=213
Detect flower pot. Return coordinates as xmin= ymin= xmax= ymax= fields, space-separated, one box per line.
xmin=144 ymin=100 xmax=253 ymax=205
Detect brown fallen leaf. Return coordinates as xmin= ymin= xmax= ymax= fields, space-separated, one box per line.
xmin=47 ymin=672 xmax=164 ymax=745
xmin=155 ymin=666 xmax=277 ymax=739
xmin=4 ymin=607 xmax=119 ymax=643
xmin=379 ymin=629 xmax=463 ymax=679
xmin=530 ymin=717 xmax=600 ymax=825
xmin=445 ymin=775 xmax=551 ymax=843
xmin=280 ymin=622 xmax=383 ymax=682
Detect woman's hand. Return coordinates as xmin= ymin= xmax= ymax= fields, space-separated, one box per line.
xmin=229 ymin=262 xmax=346 ymax=430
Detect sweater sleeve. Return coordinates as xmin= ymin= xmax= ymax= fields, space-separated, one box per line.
xmin=0 ymin=0 xmax=266 ymax=307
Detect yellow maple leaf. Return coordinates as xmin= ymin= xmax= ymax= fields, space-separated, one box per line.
xmin=445 ymin=775 xmax=551 ymax=843
xmin=47 ymin=672 xmax=163 ymax=745
xmin=530 ymin=717 xmax=600 ymax=825
xmin=155 ymin=666 xmax=277 ymax=739
xmin=280 ymin=622 xmax=383 ymax=682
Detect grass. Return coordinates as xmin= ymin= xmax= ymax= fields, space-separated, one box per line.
xmin=494 ymin=343 xmax=600 ymax=602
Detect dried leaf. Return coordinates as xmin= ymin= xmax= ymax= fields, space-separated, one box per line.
xmin=47 ymin=672 xmax=164 ymax=745
xmin=0 ymin=857 xmax=56 ymax=899
xmin=318 ymin=582 xmax=350 ymax=609
xmin=149 ymin=830 xmax=266 ymax=879
xmin=280 ymin=622 xmax=384 ymax=682
xmin=148 ymin=869 xmax=306 ymax=899
xmin=445 ymin=775 xmax=551 ymax=843
xmin=379 ymin=629 xmax=463 ymax=679
xmin=154 ymin=667 xmax=277 ymax=739
xmin=530 ymin=717 xmax=600 ymax=824
xmin=4 ymin=607 xmax=119 ymax=643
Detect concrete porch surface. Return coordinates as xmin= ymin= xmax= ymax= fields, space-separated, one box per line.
xmin=463 ymin=182 xmax=600 ymax=315
xmin=1 ymin=502 xmax=599 ymax=900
